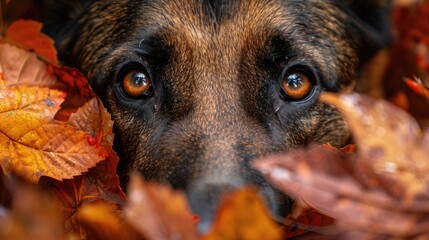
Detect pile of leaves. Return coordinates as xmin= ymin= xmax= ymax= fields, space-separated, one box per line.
xmin=383 ymin=0 xmax=429 ymax=126
xmin=1 ymin=1 xmax=429 ymax=240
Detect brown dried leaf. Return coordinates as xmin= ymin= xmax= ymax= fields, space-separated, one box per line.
xmin=255 ymin=93 xmax=429 ymax=239
xmin=125 ymin=174 xmax=198 ymax=240
xmin=77 ymin=201 xmax=139 ymax=240
xmin=41 ymin=154 xmax=127 ymax=238
xmin=0 ymin=175 xmax=65 ymax=240
xmin=321 ymin=93 xmax=429 ymax=200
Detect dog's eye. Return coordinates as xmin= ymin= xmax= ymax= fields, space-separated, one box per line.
xmin=281 ymin=71 xmax=313 ymax=101
xmin=121 ymin=70 xmax=152 ymax=98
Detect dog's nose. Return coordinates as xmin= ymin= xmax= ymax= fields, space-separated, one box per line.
xmin=186 ymin=181 xmax=241 ymax=234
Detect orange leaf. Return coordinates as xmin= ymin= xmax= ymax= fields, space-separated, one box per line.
xmin=68 ymin=98 xmax=115 ymax=151
xmin=404 ymin=77 xmax=429 ymax=101
xmin=41 ymin=154 xmax=128 ymax=238
xmin=0 ymin=82 xmax=104 ymax=182
xmin=0 ymin=175 xmax=65 ymax=239
xmin=203 ymin=188 xmax=282 ymax=240
xmin=125 ymin=174 xmax=198 ymax=240
xmin=0 ymin=43 xmax=65 ymax=89
xmin=76 ymin=201 xmax=139 ymax=240
xmin=5 ymin=20 xmax=58 ymax=65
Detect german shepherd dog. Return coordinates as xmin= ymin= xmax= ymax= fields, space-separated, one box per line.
xmin=43 ymin=0 xmax=392 ymax=232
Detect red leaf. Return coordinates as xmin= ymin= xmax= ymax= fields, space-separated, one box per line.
xmin=50 ymin=66 xmax=94 ymax=99
xmin=404 ymin=77 xmax=429 ymax=101
xmin=284 ymin=208 xmax=334 ymax=238
xmin=5 ymin=20 xmax=58 ymax=65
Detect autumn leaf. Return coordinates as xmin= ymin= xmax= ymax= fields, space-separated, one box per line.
xmin=125 ymin=174 xmax=199 ymax=240
xmin=321 ymin=93 xmax=429 ymax=200
xmin=74 ymin=201 xmax=139 ymax=240
xmin=50 ymin=66 xmax=96 ymax=121
xmin=0 ymin=43 xmax=64 ymax=89
xmin=39 ymin=147 xmax=128 ymax=239
xmin=404 ymin=77 xmax=429 ymax=101
xmin=68 ymin=97 xmax=114 ymax=152
xmin=284 ymin=207 xmax=335 ymax=238
xmin=4 ymin=20 xmax=58 ymax=65
xmin=50 ymin=66 xmax=94 ymax=99
xmin=0 ymin=82 xmax=105 ymax=182
xmin=203 ymin=188 xmax=282 ymax=240
xmin=0 ymin=174 xmax=65 ymax=240
xmin=255 ymin=93 xmax=429 ymax=239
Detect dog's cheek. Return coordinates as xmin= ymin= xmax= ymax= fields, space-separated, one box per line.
xmin=273 ymin=101 xmax=349 ymax=149
xmin=312 ymin=102 xmax=350 ymax=147
xmin=103 ymin=92 xmax=154 ymax=178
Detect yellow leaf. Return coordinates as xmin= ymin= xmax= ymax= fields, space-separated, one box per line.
xmin=203 ymin=188 xmax=282 ymax=240
xmin=0 ymin=83 xmax=103 ymax=182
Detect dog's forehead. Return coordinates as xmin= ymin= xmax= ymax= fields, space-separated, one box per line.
xmin=131 ymin=1 xmax=299 ymax=111
xmin=140 ymin=0 xmax=292 ymax=41
xmin=130 ymin=0 xmax=354 ymax=89
xmin=84 ymin=0 xmax=357 ymax=97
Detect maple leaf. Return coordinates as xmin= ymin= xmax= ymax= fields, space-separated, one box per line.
xmin=125 ymin=174 xmax=199 ymax=240
xmin=255 ymin=93 xmax=429 ymax=239
xmin=4 ymin=20 xmax=58 ymax=65
xmin=0 ymin=43 xmax=65 ymax=89
xmin=203 ymin=188 xmax=282 ymax=240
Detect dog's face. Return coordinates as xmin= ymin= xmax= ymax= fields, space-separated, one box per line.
xmin=44 ymin=0 xmax=391 ymax=231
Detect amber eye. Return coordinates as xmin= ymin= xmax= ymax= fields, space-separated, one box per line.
xmin=281 ymin=71 xmax=313 ymax=101
xmin=122 ymin=70 xmax=152 ymax=98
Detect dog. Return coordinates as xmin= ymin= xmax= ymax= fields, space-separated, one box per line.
xmin=43 ymin=0 xmax=392 ymax=232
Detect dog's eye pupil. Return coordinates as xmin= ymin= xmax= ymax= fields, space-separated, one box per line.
xmin=122 ymin=70 xmax=152 ymax=98
xmin=281 ymin=72 xmax=312 ymax=100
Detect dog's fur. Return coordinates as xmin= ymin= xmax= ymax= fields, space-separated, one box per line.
xmin=43 ymin=0 xmax=391 ymax=231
